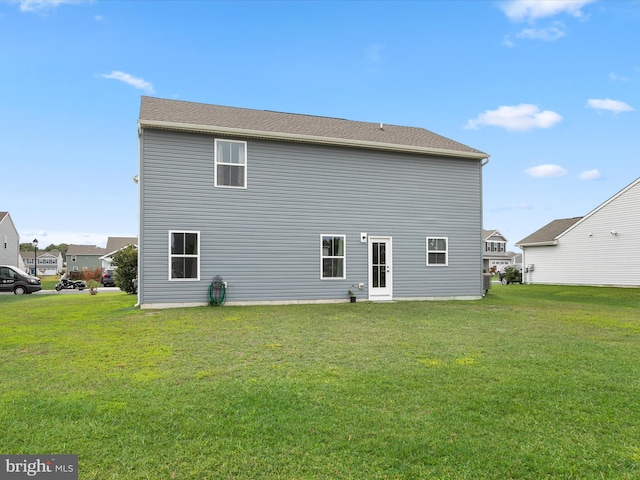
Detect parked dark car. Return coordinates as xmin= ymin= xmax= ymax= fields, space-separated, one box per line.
xmin=499 ymin=264 xmax=523 ymax=285
xmin=0 ymin=265 xmax=42 ymax=294
xmin=101 ymin=268 xmax=116 ymax=287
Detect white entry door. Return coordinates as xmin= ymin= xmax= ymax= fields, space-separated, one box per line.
xmin=368 ymin=236 xmax=393 ymax=301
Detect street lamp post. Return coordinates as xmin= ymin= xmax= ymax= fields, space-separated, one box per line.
xmin=32 ymin=238 xmax=38 ymax=276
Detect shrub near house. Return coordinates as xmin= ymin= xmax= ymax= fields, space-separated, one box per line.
xmin=111 ymin=245 xmax=137 ymax=294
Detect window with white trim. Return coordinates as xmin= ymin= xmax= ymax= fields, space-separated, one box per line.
xmin=426 ymin=237 xmax=448 ymax=266
xmin=321 ymin=235 xmax=345 ymax=279
xmin=215 ymin=139 xmax=247 ymax=188
xmin=170 ymin=231 xmax=200 ymax=280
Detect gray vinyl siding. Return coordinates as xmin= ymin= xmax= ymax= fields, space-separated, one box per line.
xmin=139 ymin=129 xmax=483 ymax=306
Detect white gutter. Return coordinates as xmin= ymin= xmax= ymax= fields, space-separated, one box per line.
xmin=138 ymin=120 xmax=489 ymax=160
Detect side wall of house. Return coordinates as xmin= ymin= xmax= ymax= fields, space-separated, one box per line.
xmin=66 ymin=255 xmax=103 ymax=272
xmin=0 ymin=216 xmax=20 ymax=267
xmin=523 ymin=181 xmax=640 ymax=286
xmin=139 ymin=129 xmax=484 ymax=306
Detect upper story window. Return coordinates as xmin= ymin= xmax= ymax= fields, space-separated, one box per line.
xmin=427 ymin=237 xmax=448 ymax=266
xmin=321 ymin=235 xmax=346 ymax=279
xmin=485 ymin=241 xmax=505 ymax=253
xmin=170 ymin=231 xmax=200 ymax=280
xmin=215 ymin=139 xmax=247 ymax=189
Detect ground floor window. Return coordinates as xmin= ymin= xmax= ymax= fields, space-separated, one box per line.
xmin=321 ymin=235 xmax=345 ymax=279
xmin=170 ymin=231 xmax=200 ymax=280
xmin=427 ymin=237 xmax=448 ymax=266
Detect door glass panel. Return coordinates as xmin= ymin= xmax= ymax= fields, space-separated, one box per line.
xmin=372 ymin=242 xmax=386 ymax=289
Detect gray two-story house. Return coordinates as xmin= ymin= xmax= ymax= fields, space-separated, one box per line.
xmin=137 ymin=96 xmax=489 ymax=308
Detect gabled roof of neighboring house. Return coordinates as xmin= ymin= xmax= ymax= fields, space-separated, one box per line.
xmin=0 ymin=211 xmax=18 ymax=232
xmin=483 ymin=229 xmax=507 ymax=241
xmin=516 ymin=217 xmax=583 ymax=247
xmin=67 ymin=244 xmax=107 ymax=256
xmin=19 ymin=251 xmax=62 ymax=259
xmin=102 ymin=236 xmax=138 ymax=257
xmin=517 ymin=177 xmax=640 ymax=248
xmin=139 ymin=96 xmax=489 ymax=160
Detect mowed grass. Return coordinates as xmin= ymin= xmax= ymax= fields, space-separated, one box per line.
xmin=1 ymin=285 xmax=639 ymax=479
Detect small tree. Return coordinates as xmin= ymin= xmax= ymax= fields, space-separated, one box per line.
xmin=111 ymin=245 xmax=138 ymax=294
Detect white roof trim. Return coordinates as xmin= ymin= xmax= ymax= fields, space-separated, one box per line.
xmin=516 ymin=240 xmax=558 ymax=247
xmin=138 ymin=120 xmax=489 ymax=160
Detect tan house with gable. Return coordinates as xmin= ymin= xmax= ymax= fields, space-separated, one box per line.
xmin=100 ymin=236 xmax=138 ymax=269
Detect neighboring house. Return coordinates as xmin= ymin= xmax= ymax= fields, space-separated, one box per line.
xmin=482 ymin=229 xmax=514 ymax=273
xmin=100 ymin=236 xmax=138 ymax=269
xmin=516 ymin=177 xmax=640 ymax=286
xmin=137 ymin=96 xmax=489 ymax=308
xmin=0 ymin=212 xmax=20 ymax=267
xmin=66 ymin=244 xmax=107 ymax=272
xmin=20 ymin=250 xmax=64 ymax=276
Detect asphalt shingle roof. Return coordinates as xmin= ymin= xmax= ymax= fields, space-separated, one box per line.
xmin=67 ymin=244 xmax=107 ymax=256
xmin=139 ymin=96 xmax=487 ymax=158
xmin=516 ymin=217 xmax=583 ymax=246
xmin=104 ymin=237 xmax=137 ymax=255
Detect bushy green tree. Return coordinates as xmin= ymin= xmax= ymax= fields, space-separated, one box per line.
xmin=504 ymin=266 xmax=522 ymax=284
xmin=111 ymin=245 xmax=138 ymax=294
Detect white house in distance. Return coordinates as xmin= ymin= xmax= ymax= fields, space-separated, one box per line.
xmin=20 ymin=250 xmax=64 ymax=276
xmin=482 ymin=229 xmax=521 ymax=273
xmin=516 ymin=177 xmax=640 ymax=286
xmin=0 ymin=212 xmax=20 ymax=267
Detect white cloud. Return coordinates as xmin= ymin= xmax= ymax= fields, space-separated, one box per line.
xmin=609 ymin=72 xmax=630 ymax=82
xmin=516 ymin=24 xmax=566 ymax=41
xmin=578 ymin=169 xmax=601 ymax=180
xmin=524 ymin=164 xmax=568 ymax=178
xmin=100 ymin=71 xmax=155 ymax=94
xmin=465 ymin=104 xmax=562 ymax=131
xmin=587 ymin=98 xmax=634 ymax=113
xmin=14 ymin=0 xmax=87 ymax=12
xmin=500 ymin=0 xmax=596 ymax=23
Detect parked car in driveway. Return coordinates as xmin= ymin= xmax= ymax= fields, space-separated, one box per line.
xmin=0 ymin=265 xmax=42 ymax=294
xmin=499 ymin=264 xmax=523 ymax=285
xmin=101 ymin=268 xmax=116 ymax=287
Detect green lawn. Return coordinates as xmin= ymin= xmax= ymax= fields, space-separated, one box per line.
xmin=1 ymin=285 xmax=639 ymax=479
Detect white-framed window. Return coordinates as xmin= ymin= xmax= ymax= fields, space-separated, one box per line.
xmin=169 ymin=231 xmax=200 ymax=280
xmin=426 ymin=237 xmax=448 ymax=266
xmin=321 ymin=235 xmax=345 ymax=279
xmin=215 ymin=139 xmax=247 ymax=188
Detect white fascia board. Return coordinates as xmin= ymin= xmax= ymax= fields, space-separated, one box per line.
xmin=516 ymin=240 xmax=559 ymax=248
xmin=138 ymin=120 xmax=489 ymax=160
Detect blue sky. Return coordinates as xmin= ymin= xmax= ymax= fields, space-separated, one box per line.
xmin=1 ymin=0 xmax=638 ymax=250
